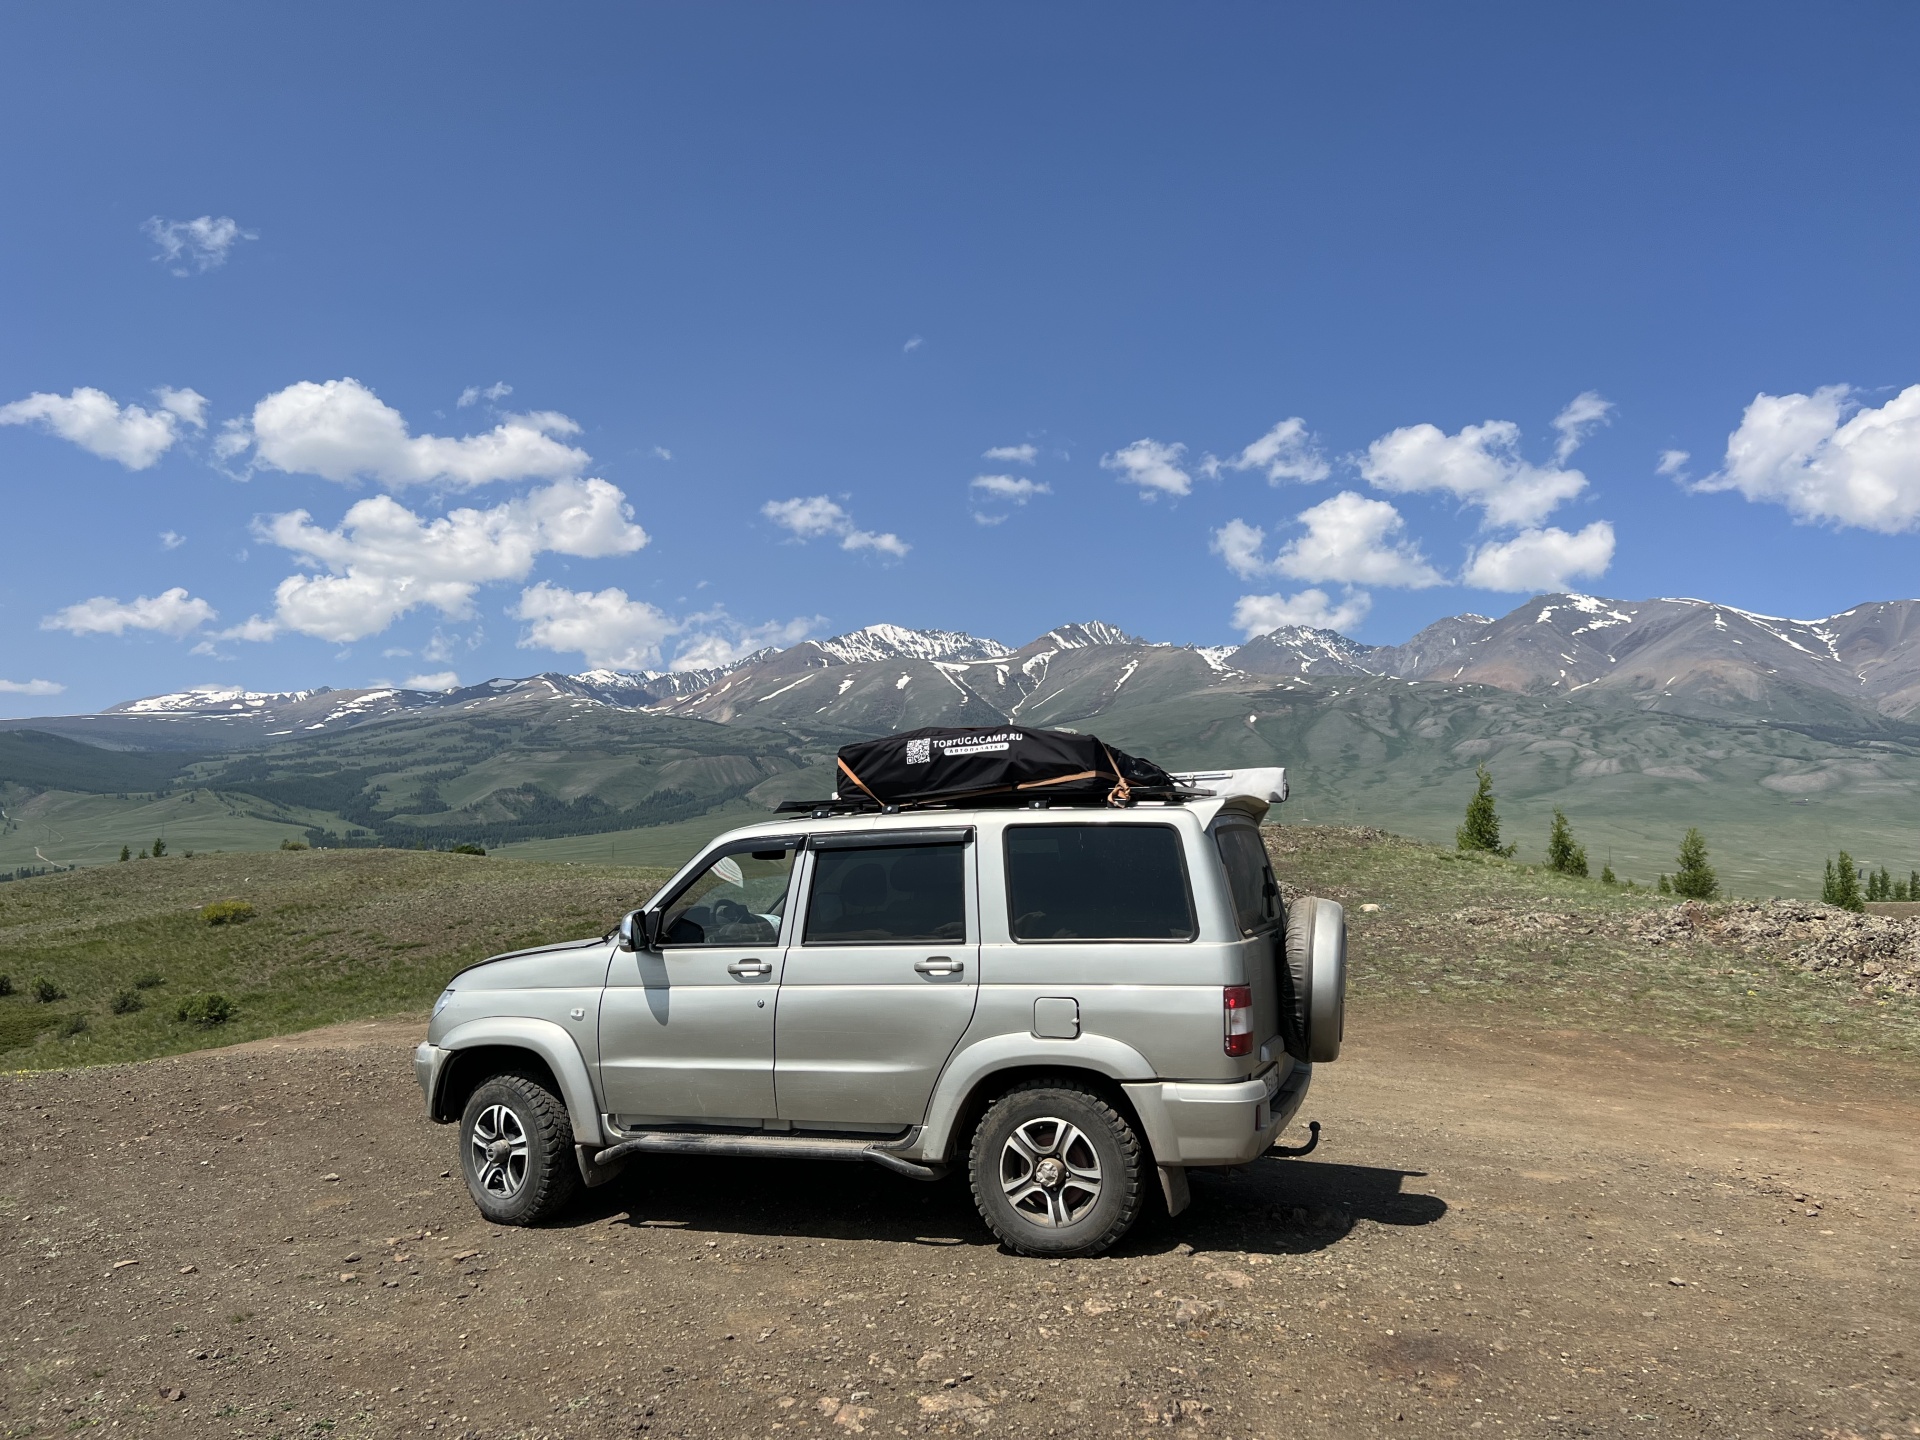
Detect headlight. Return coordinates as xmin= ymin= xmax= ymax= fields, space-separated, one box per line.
xmin=432 ymin=987 xmax=456 ymax=1018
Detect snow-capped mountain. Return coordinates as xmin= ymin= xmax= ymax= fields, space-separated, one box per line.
xmin=805 ymin=624 xmax=1013 ymax=666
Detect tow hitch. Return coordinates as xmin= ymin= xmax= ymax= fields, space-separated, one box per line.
xmin=1267 ymin=1120 xmax=1321 ymax=1158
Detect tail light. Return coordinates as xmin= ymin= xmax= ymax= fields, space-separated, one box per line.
xmin=1223 ymin=984 xmax=1253 ymax=1056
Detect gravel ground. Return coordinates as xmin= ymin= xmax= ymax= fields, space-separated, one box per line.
xmin=2 ymin=1017 xmax=1915 ymax=1439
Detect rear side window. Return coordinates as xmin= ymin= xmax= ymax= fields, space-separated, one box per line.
xmin=804 ymin=844 xmax=967 ymax=944
xmin=1216 ymin=825 xmax=1281 ymax=935
xmin=1005 ymin=824 xmax=1195 ymax=942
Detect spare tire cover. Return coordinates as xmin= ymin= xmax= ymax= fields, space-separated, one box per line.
xmin=1280 ymin=896 xmax=1347 ymax=1063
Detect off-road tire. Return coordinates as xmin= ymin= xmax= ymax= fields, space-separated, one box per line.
xmin=459 ymin=1072 xmax=582 ymax=1226
xmin=968 ymin=1080 xmax=1144 ymax=1257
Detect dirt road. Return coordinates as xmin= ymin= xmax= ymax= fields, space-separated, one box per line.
xmin=3 ymin=1017 xmax=1915 ymax=1439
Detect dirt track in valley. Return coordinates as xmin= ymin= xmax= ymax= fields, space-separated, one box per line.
xmin=3 ymin=1016 xmax=1916 ymax=1440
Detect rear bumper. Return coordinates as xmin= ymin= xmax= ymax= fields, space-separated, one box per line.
xmin=414 ymin=1042 xmax=451 ymax=1121
xmin=1124 ymin=1060 xmax=1312 ymax=1167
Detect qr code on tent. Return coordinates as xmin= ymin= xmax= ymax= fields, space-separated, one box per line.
xmin=905 ymin=737 xmax=931 ymax=765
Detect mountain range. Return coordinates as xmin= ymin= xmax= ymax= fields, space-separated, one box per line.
xmin=4 ymin=594 xmax=1919 ymax=893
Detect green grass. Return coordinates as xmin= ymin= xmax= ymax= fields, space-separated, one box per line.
xmin=0 ymin=786 xmax=323 ymax=869
xmin=0 ymin=848 xmax=672 ymax=1070
xmin=1267 ymin=823 xmax=1920 ymax=1061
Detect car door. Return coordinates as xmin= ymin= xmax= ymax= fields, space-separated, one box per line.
xmin=773 ymin=829 xmax=980 ymax=1128
xmin=597 ymin=837 xmax=800 ymax=1126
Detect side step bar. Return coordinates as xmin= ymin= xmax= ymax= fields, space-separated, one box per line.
xmin=593 ymin=1131 xmax=944 ymax=1181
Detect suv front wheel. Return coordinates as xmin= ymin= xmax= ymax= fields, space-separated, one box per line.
xmin=968 ymin=1080 xmax=1144 ymax=1257
xmin=458 ymin=1072 xmax=582 ymax=1225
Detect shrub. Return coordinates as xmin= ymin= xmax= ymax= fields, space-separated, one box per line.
xmin=31 ymin=978 xmax=65 ymax=1003
xmin=201 ymin=899 xmax=256 ymax=925
xmin=449 ymin=843 xmax=487 ymax=856
xmin=59 ymin=1014 xmax=89 ymax=1038
xmin=279 ymin=838 xmax=309 ymax=851
xmin=1546 ymin=810 xmax=1589 ymax=878
xmin=1455 ymin=765 xmax=1516 ymax=857
xmin=0 ymin=974 xmax=11 ymax=997
xmin=1599 ymin=863 xmax=1617 ymax=886
xmin=1672 ymin=828 xmax=1719 ymax=900
xmin=175 ymin=993 xmax=234 ymax=1027
xmin=1656 ymin=874 xmax=1671 ymax=895
xmin=133 ymin=971 xmax=166 ymax=989
xmin=111 ymin=989 xmax=144 ymax=1015
xmin=151 ymin=838 xmax=167 ymax=858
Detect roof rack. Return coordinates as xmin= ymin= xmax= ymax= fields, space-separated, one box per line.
xmin=773 ymin=784 xmax=1211 ymax=817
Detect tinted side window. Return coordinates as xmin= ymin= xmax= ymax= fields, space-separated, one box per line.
xmin=804 ymin=844 xmax=967 ymax=944
xmin=1216 ymin=825 xmax=1280 ymax=935
xmin=1005 ymin=825 xmax=1195 ymax=942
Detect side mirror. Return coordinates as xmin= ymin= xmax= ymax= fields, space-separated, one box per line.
xmin=616 ymin=909 xmax=658 ymax=952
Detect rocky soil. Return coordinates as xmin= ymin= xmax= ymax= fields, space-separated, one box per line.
xmin=3 ymin=1018 xmax=1915 ymax=1439
xmin=1631 ymin=900 xmax=1920 ymax=998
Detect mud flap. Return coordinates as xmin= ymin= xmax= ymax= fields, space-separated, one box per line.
xmin=575 ymin=1143 xmax=630 ymax=1189
xmin=1158 ymin=1164 xmax=1191 ymax=1218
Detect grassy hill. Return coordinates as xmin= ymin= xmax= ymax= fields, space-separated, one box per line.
xmin=2 ymin=826 xmax=1913 ymax=1075
xmin=0 ymin=849 xmax=672 ymax=1068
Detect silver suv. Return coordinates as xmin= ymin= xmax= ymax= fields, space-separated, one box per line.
xmin=414 ymin=767 xmax=1345 ymax=1257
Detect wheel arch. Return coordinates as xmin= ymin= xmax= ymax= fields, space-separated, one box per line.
xmin=432 ymin=1018 xmax=603 ymax=1145
xmin=918 ymin=1034 xmax=1160 ymax=1166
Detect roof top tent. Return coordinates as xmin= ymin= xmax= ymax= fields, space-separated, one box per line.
xmin=776 ymin=725 xmax=1289 ymax=823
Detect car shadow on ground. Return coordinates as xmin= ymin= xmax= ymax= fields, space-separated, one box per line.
xmin=567 ymin=1154 xmax=1445 ymax=1259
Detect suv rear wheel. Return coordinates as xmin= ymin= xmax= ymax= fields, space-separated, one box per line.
xmin=458 ymin=1072 xmax=581 ymax=1225
xmin=968 ymin=1079 xmax=1144 ymax=1257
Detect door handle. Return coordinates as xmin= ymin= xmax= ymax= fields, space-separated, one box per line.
xmin=727 ymin=958 xmax=773 ymax=977
xmin=915 ymin=956 xmax=964 ymax=976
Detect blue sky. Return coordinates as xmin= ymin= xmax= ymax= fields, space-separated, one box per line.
xmin=4 ymin=2 xmax=1919 ymax=714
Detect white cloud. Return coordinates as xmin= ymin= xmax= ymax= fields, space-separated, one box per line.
xmin=457 ymin=381 xmax=513 ymax=408
xmin=142 ymin=215 xmax=256 ymax=274
xmin=403 ymin=671 xmax=461 ymax=692
xmin=1210 ymin=518 xmax=1274 ymax=581
xmin=1694 ymin=383 xmax=1920 ymax=534
xmin=217 ymin=615 xmax=280 ymax=643
xmin=1102 ymin=438 xmax=1191 ymax=498
xmin=652 ymin=445 xmax=673 ymax=461
xmin=0 ymin=385 xmax=206 ymax=469
xmin=983 ymin=444 xmax=1037 ymax=464
xmin=670 ymin=614 xmax=821 ymax=672
xmin=514 ymin=582 xmax=680 ymax=670
xmin=1220 ymin=492 xmax=1445 ymax=588
xmin=1656 ymin=449 xmax=1690 ymax=479
xmin=41 ymin=587 xmax=216 ymax=638
xmin=1550 ymin=391 xmax=1614 ymax=464
xmin=903 ymin=336 xmax=924 ymax=354
xmin=761 ymin=496 xmax=909 ymax=559
xmin=1203 ymin=417 xmax=1330 ymax=485
xmin=227 ymin=377 xmax=590 ymax=487
xmin=1230 ymin=588 xmax=1372 ymax=638
xmin=160 ymin=530 xmax=185 ymax=550
xmin=970 ymin=474 xmax=1050 ymax=504
xmin=972 ymin=511 xmax=1009 ymax=527
xmin=1359 ymin=413 xmax=1590 ymax=528
xmin=1461 ymin=521 xmax=1616 ymax=592
xmin=260 ymin=477 xmax=648 ymax=642
xmin=0 ymin=678 xmax=65 ymax=696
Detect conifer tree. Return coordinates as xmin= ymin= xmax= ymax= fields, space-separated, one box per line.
xmin=1657 ymin=873 xmax=1671 ymax=894
xmin=1600 ymin=863 xmax=1617 ymax=885
xmin=1821 ymin=857 xmax=1839 ymax=905
xmin=119 ymin=845 xmax=130 ymax=863
xmin=1546 ymin=810 xmax=1589 ymax=877
xmin=1827 ymin=851 xmax=1865 ymax=912
xmin=1871 ymin=866 xmax=1892 ymax=901
xmin=1456 ymin=765 xmax=1516 ymax=856
xmin=1671 ymin=828 xmax=1718 ymax=900
xmin=151 ymin=837 xmax=167 ymax=858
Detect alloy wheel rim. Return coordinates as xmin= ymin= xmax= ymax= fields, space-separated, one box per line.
xmin=1000 ymin=1116 xmax=1103 ymax=1227
xmin=470 ymin=1103 xmax=530 ymax=1198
